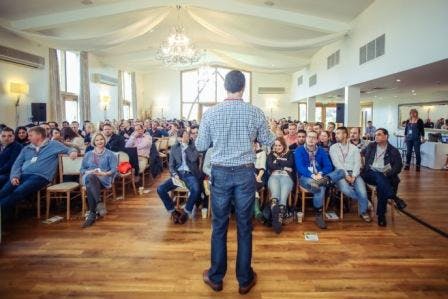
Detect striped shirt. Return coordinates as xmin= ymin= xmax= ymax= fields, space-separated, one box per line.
xmin=195 ymin=100 xmax=275 ymax=167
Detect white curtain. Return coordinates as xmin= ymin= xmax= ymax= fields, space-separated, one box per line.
xmin=48 ymin=48 xmax=62 ymax=122
xmin=131 ymin=72 xmax=137 ymax=120
xmin=117 ymin=70 xmax=123 ymax=120
xmin=0 ymin=8 xmax=170 ymax=51
xmin=79 ymin=51 xmax=91 ymax=123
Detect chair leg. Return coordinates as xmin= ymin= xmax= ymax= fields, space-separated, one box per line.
xmin=112 ymin=185 xmax=117 ymax=201
xmin=66 ymin=192 xmax=70 ymax=221
xmin=81 ymin=189 xmax=86 ymax=217
xmin=131 ymin=176 xmax=137 ymax=195
xmin=122 ymin=178 xmax=126 ymax=200
xmin=46 ymin=191 xmax=51 ymax=220
xmin=340 ymin=193 xmax=344 ymax=221
xmin=301 ymin=191 xmax=305 ymax=218
xmin=37 ymin=191 xmax=41 ymax=219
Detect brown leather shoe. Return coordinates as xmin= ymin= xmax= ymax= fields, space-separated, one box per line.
xmin=239 ymin=272 xmax=257 ymax=295
xmin=203 ymin=270 xmax=223 ymax=292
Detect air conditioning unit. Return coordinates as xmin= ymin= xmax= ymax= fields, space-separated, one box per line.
xmin=91 ymin=73 xmax=118 ymax=86
xmin=0 ymin=45 xmax=45 ymax=69
xmin=258 ymin=87 xmax=286 ymax=94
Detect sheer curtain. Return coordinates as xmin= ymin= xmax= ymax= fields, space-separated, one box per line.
xmin=79 ymin=51 xmax=91 ymax=123
xmin=131 ymin=72 xmax=137 ymax=120
xmin=49 ymin=48 xmax=62 ymax=122
xmin=117 ymin=70 xmax=123 ymax=120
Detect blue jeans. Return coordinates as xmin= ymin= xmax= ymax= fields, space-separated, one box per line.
xmin=299 ymin=169 xmax=345 ymax=209
xmin=362 ymin=169 xmax=395 ymax=216
xmin=406 ymin=139 xmax=421 ymax=166
xmin=268 ymin=174 xmax=293 ymax=206
xmin=336 ymin=176 xmax=369 ymax=214
xmin=0 ymin=174 xmax=49 ymax=216
xmin=156 ymin=172 xmax=200 ymax=214
xmin=209 ymin=164 xmax=255 ymax=288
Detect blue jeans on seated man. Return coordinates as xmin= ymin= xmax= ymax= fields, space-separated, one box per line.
xmin=209 ymin=165 xmax=256 ymax=288
xmin=362 ymin=169 xmax=395 ymax=216
xmin=0 ymin=174 xmax=49 ymax=217
xmin=336 ymin=176 xmax=369 ymax=214
xmin=299 ymin=169 xmax=345 ymax=209
xmin=157 ymin=171 xmax=200 ymax=214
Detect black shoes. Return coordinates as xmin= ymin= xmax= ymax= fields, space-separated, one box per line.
xmin=82 ymin=211 xmax=96 ymax=228
xmin=416 ymin=165 xmax=421 ymax=172
xmin=239 ymin=272 xmax=257 ymax=295
xmin=378 ymin=215 xmax=387 ymax=227
xmin=315 ymin=210 xmax=327 ymax=229
xmin=203 ymin=270 xmax=223 ymax=292
xmin=393 ymin=197 xmax=407 ymax=210
xmin=171 ymin=210 xmax=181 ymax=224
xmin=177 ymin=211 xmax=189 ymax=224
xmin=271 ymin=199 xmax=282 ymax=234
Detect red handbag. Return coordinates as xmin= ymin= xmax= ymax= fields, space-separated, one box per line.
xmin=117 ymin=162 xmax=132 ymax=174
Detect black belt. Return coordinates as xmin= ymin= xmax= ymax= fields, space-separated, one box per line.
xmin=212 ymin=163 xmax=254 ymax=170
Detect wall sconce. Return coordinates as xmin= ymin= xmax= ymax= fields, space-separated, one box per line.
xmin=10 ymin=82 xmax=29 ymax=127
xmin=100 ymin=95 xmax=111 ymax=119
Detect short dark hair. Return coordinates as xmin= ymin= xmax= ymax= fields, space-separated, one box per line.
xmin=297 ymin=129 xmax=307 ymax=135
xmin=2 ymin=127 xmax=14 ymax=134
xmin=376 ymin=128 xmax=389 ymax=136
xmin=336 ymin=126 xmax=348 ymax=135
xmin=224 ymin=70 xmax=245 ymax=93
xmin=313 ymin=123 xmax=323 ymax=129
xmin=177 ymin=129 xmax=188 ymax=138
xmin=28 ymin=126 xmax=47 ymax=138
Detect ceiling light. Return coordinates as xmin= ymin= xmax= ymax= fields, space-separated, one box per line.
xmin=264 ymin=1 xmax=275 ymax=6
xmin=411 ymin=90 xmax=415 ymax=93
xmin=395 ymin=79 xmax=401 ymax=82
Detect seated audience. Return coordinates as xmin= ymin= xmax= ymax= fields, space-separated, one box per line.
xmin=102 ymin=124 xmax=126 ymax=152
xmin=83 ymin=122 xmax=96 ymax=144
xmin=424 ymin=118 xmax=434 ymax=128
xmin=61 ymin=127 xmax=85 ymax=152
xmin=284 ymin=123 xmax=299 ymax=149
xmin=267 ymin=137 xmax=295 ymax=234
xmin=295 ymin=131 xmax=345 ymax=229
xmin=361 ymin=128 xmax=407 ymax=227
xmin=71 ymin=121 xmax=83 ymax=136
xmin=15 ymin=126 xmax=29 ymax=145
xmin=157 ymin=130 xmax=201 ymax=224
xmin=329 ymin=127 xmax=371 ymax=223
xmin=350 ymin=127 xmax=369 ymax=151
xmin=0 ymin=127 xmax=23 ymax=188
xmin=313 ymin=123 xmax=323 ymax=136
xmin=40 ymin=123 xmax=52 ymax=138
xmin=80 ymin=132 xmax=118 ymax=228
xmin=126 ymin=124 xmax=152 ymax=178
xmin=253 ymin=141 xmax=266 ymax=222
xmin=327 ymin=122 xmax=336 ymax=142
xmin=0 ymin=126 xmax=77 ymax=218
xmin=148 ymin=121 xmax=167 ymax=139
xmin=318 ymin=130 xmax=333 ymax=152
xmin=120 ymin=120 xmax=134 ymax=139
xmin=288 ymin=129 xmax=307 ymax=151
xmin=364 ymin=121 xmax=376 ymax=141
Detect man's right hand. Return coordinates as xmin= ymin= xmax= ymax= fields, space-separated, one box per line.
xmin=11 ymin=177 xmax=20 ymax=186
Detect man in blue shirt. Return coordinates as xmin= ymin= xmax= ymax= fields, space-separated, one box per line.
xmin=0 ymin=126 xmax=77 ymax=218
xmin=196 ymin=70 xmax=275 ymax=295
xmin=295 ymin=130 xmax=345 ymax=229
xmin=0 ymin=127 xmax=22 ymax=189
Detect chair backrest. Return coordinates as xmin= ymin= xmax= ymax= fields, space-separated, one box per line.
xmin=168 ymin=136 xmax=177 ymax=147
xmin=117 ymin=151 xmax=129 ymax=163
xmin=58 ymin=154 xmax=84 ymax=182
xmin=155 ymin=139 xmax=161 ymax=151
xmin=159 ymin=137 xmax=169 ymax=151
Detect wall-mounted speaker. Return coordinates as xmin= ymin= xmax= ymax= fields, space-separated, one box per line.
xmin=31 ymin=103 xmax=47 ymax=122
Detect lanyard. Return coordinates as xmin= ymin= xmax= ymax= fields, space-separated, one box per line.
xmin=338 ymin=143 xmax=349 ymax=163
xmin=374 ymin=146 xmax=387 ymax=162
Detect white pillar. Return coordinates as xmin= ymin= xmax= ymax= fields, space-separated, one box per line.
xmin=306 ymin=97 xmax=316 ymax=122
xmin=344 ymin=86 xmax=361 ymax=127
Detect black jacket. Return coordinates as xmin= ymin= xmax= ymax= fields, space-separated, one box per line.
xmin=404 ymin=119 xmax=425 ymax=139
xmin=267 ymin=151 xmax=295 ymax=181
xmin=362 ymin=142 xmax=402 ymax=186
xmin=169 ymin=141 xmax=201 ymax=179
xmin=0 ymin=141 xmax=22 ymax=175
xmin=85 ymin=133 xmax=126 ymax=154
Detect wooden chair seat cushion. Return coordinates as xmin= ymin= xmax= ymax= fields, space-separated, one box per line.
xmin=47 ymin=182 xmax=79 ymax=192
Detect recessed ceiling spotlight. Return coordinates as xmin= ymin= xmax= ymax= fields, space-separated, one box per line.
xmin=81 ymin=0 xmax=93 ymax=5
xmin=396 ymin=79 xmax=401 ymax=82
xmin=411 ymin=90 xmax=415 ymax=93
xmin=264 ymin=1 xmax=275 ymax=6
xmin=394 ymin=95 xmax=398 ymax=98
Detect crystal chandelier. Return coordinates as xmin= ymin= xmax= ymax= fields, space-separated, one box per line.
xmin=156 ymin=6 xmax=203 ymax=65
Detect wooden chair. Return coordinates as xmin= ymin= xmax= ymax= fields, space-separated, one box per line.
xmin=116 ymin=151 xmax=137 ymax=199
xmin=158 ymin=138 xmax=170 ymax=168
xmin=171 ymin=187 xmax=189 ymax=211
xmin=325 ymin=190 xmax=357 ymax=221
xmin=46 ymin=155 xmax=83 ymax=220
xmin=203 ymin=179 xmax=212 ymax=218
xmin=367 ymin=184 xmax=395 ymax=221
xmin=295 ymin=184 xmax=326 ymax=220
xmin=137 ymin=156 xmax=152 ymax=188
xmin=81 ymin=183 xmax=117 ymax=217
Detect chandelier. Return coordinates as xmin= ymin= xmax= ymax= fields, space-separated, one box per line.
xmin=156 ymin=6 xmax=203 ymax=65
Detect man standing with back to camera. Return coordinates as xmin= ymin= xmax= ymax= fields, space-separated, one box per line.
xmin=196 ymin=70 xmax=275 ymax=295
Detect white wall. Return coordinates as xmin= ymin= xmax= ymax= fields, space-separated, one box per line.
xmin=291 ymin=0 xmax=448 ymax=101
xmin=140 ymin=69 xmax=297 ymax=120
xmin=0 ymin=28 xmax=49 ymax=127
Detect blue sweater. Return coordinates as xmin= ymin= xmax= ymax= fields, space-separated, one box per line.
xmin=80 ymin=149 xmax=118 ymax=188
xmin=294 ymin=146 xmax=333 ymax=178
xmin=10 ymin=140 xmax=76 ymax=182
xmin=0 ymin=141 xmax=22 ymax=175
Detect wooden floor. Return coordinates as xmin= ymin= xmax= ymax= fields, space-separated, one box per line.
xmin=0 ymin=168 xmax=447 ymax=299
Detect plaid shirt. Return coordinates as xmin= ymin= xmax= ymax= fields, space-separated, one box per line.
xmin=196 ymin=100 xmax=275 ymax=167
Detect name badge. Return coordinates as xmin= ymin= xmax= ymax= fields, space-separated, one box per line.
xmin=31 ymin=156 xmax=38 ymax=163
xmin=308 ymin=166 xmax=314 ymax=172
xmin=408 ymin=129 xmax=413 ymax=135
